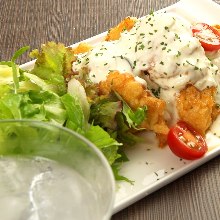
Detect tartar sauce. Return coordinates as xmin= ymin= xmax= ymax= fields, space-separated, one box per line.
xmin=72 ymin=12 xmax=220 ymax=124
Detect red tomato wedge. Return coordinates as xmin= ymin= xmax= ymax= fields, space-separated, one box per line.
xmin=167 ymin=121 xmax=208 ymax=160
xmin=192 ymin=23 xmax=220 ymax=51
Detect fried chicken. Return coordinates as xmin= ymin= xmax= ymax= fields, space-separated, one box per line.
xmin=105 ymin=17 xmax=136 ymax=41
xmin=99 ymin=71 xmax=169 ymax=146
xmin=177 ymin=85 xmax=219 ymax=136
xmin=73 ymin=42 xmax=92 ymax=54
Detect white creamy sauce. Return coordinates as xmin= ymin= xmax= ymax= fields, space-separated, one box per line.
xmin=210 ymin=115 xmax=220 ymax=137
xmin=72 ymin=12 xmax=220 ymax=125
xmin=206 ymin=50 xmax=220 ymax=74
xmin=206 ymin=51 xmax=220 ymax=102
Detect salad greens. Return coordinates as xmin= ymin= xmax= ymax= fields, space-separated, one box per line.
xmin=0 ymin=42 xmax=148 ymax=182
xmin=29 ymin=41 xmax=75 ymax=96
xmin=116 ymin=92 xmax=147 ymax=129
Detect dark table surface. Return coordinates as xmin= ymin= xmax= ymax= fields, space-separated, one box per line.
xmin=1 ymin=0 xmax=220 ymax=219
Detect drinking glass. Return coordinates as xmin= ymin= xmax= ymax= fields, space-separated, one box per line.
xmin=0 ymin=120 xmax=115 ymax=220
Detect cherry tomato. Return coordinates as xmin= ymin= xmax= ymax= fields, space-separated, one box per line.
xmin=192 ymin=23 xmax=220 ymax=51
xmin=167 ymin=121 xmax=208 ymax=160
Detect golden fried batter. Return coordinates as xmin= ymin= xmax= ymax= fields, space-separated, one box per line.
xmin=105 ymin=17 xmax=136 ymax=41
xmin=213 ymin=24 xmax=220 ymax=32
xmin=177 ymin=85 xmax=219 ymax=136
xmin=73 ymin=43 xmax=92 ymax=54
xmin=99 ymin=71 xmax=169 ymax=146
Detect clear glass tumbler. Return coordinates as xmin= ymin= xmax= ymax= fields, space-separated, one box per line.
xmin=0 ymin=120 xmax=115 ymax=220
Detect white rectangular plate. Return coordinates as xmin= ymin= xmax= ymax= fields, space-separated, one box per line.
xmin=20 ymin=0 xmax=220 ymax=214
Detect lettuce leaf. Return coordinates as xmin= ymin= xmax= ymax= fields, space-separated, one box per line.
xmin=89 ymin=93 xmax=146 ymax=147
xmin=61 ymin=93 xmax=86 ymax=134
xmin=61 ymin=93 xmax=122 ymax=166
xmin=115 ymin=92 xmax=147 ymax=128
xmin=0 ymin=65 xmax=18 ymax=85
xmin=21 ymin=72 xmax=55 ymax=92
xmin=0 ymin=46 xmax=30 ymax=94
xmin=67 ymin=78 xmax=90 ymax=122
xmin=0 ymin=90 xmax=66 ymax=124
xmin=11 ymin=46 xmax=30 ymax=63
xmin=122 ymin=102 xmax=147 ymax=127
xmin=116 ymin=112 xmax=143 ymax=146
xmin=30 ymin=42 xmax=75 ymax=96
xmin=0 ymin=47 xmax=67 ymax=125
xmin=0 ymin=93 xmax=22 ymax=119
xmin=90 ymin=99 xmax=122 ymax=129
xmin=85 ymin=125 xmax=122 ymax=165
xmin=26 ymin=91 xmax=66 ymax=124
xmin=112 ymin=163 xmax=134 ymax=184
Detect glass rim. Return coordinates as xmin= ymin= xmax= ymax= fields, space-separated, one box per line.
xmin=0 ymin=119 xmax=115 ymax=219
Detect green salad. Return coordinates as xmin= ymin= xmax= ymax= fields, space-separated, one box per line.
xmin=0 ymin=42 xmax=147 ymax=182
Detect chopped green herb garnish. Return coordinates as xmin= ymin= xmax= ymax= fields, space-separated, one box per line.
xmin=133 ymin=60 xmax=137 ymax=69
xmin=151 ymin=87 xmax=161 ymax=98
xmin=139 ymin=44 xmax=145 ymax=50
xmin=95 ymin=53 xmax=103 ymax=56
xmin=163 ymin=35 xmax=167 ymax=39
xmin=175 ymin=33 xmax=180 ymax=39
xmin=176 ymin=51 xmax=181 ymax=57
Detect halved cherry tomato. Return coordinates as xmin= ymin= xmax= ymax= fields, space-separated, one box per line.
xmin=167 ymin=121 xmax=208 ymax=160
xmin=192 ymin=23 xmax=220 ymax=51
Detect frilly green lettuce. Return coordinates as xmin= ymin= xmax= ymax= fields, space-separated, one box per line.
xmin=30 ymin=42 xmax=75 ymax=96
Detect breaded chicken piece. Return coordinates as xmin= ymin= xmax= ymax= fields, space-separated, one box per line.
xmin=73 ymin=43 xmax=92 ymax=54
xmin=213 ymin=24 xmax=220 ymax=32
xmin=177 ymin=85 xmax=219 ymax=136
xmin=99 ymin=71 xmax=169 ymax=146
xmin=105 ymin=17 xmax=136 ymax=41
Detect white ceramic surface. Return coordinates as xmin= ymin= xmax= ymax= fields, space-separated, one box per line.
xmin=20 ymin=0 xmax=220 ymax=214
